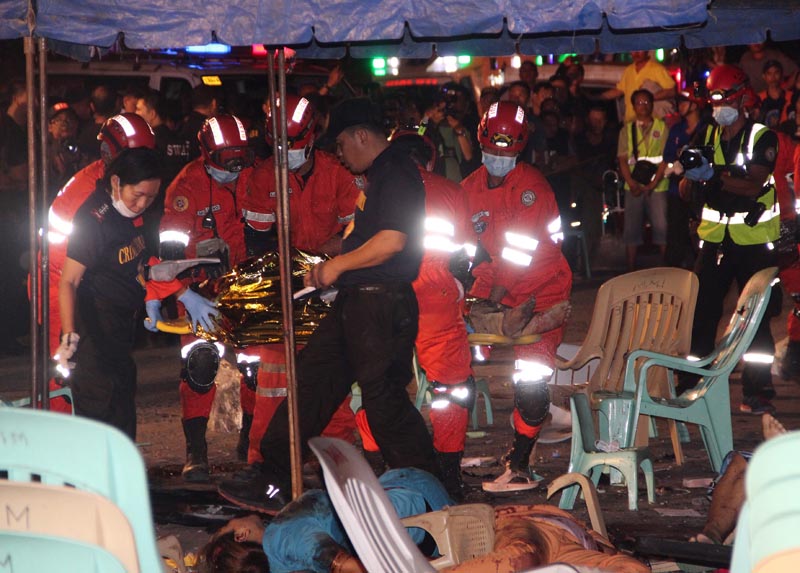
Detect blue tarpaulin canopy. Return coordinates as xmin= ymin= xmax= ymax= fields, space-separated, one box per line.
xmin=3 ymin=0 xmax=800 ymax=56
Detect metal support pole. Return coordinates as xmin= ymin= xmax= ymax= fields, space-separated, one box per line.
xmin=267 ymin=49 xmax=303 ymax=500
xmin=24 ymin=36 xmax=41 ymax=408
xmin=38 ymin=37 xmax=50 ymax=409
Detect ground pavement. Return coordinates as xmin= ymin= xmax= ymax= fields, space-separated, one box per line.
xmin=2 ymin=235 xmax=797 ymax=568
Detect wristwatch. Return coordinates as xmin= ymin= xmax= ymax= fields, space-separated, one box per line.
xmin=454 ymin=129 xmax=466 ymax=137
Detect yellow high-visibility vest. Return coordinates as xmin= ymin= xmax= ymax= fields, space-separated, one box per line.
xmin=624 ymin=118 xmax=669 ymax=192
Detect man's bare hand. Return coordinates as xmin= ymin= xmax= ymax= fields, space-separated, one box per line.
xmin=304 ymin=259 xmax=341 ymax=289
xmin=215 ymin=515 xmax=265 ymax=544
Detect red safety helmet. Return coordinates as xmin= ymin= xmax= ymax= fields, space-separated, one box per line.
xmin=97 ymin=113 xmax=156 ymax=164
xmin=265 ymin=94 xmax=316 ymax=150
xmin=478 ymin=101 xmax=528 ymax=154
xmin=706 ymin=65 xmax=750 ymax=105
xmin=198 ymin=114 xmax=254 ymax=172
xmin=388 ymin=125 xmax=437 ymax=170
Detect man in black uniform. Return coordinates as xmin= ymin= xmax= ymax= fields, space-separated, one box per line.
xmin=219 ymin=98 xmax=439 ymax=512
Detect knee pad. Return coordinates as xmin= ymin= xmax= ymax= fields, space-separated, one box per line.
xmin=181 ymin=341 xmax=222 ymax=394
xmin=514 ymin=381 xmax=550 ymax=427
xmin=429 ymin=376 xmax=476 ymax=411
xmin=236 ymin=352 xmax=260 ymax=391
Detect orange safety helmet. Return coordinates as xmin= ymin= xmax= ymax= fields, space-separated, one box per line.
xmin=198 ymin=114 xmax=254 ymax=172
xmin=478 ymin=101 xmax=528 ymax=154
xmin=265 ymin=93 xmax=316 ymax=150
xmin=98 ymin=112 xmax=156 ymax=164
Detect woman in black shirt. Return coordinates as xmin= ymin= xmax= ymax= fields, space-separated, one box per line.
xmin=57 ymin=147 xmax=162 ymax=438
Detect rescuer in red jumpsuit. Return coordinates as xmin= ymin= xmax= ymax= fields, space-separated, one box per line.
xmin=155 ymin=113 xmax=257 ymax=482
xmin=461 ymin=101 xmax=572 ymax=492
xmin=235 ymin=94 xmax=363 ymax=467
xmin=45 ymin=113 xmax=156 ymax=413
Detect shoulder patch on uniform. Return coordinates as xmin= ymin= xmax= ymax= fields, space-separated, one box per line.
xmin=173 ymin=195 xmax=189 ymax=212
xmin=521 ymin=190 xmax=536 ymax=207
xmin=764 ymin=147 xmax=777 ymax=163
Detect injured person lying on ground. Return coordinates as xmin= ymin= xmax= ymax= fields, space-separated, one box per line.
xmin=197 ymin=468 xmax=648 ymax=573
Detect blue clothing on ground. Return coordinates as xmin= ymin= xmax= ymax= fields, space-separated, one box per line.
xmin=262 ymin=467 xmax=453 ymax=573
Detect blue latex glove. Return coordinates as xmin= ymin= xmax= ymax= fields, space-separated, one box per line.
xmin=143 ymin=299 xmax=163 ymax=332
xmin=178 ymin=289 xmax=220 ymax=333
xmin=683 ymin=156 xmax=714 ymax=182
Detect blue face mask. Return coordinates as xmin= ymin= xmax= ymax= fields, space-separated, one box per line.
xmin=206 ymin=164 xmax=239 ymax=184
xmin=482 ymin=151 xmax=517 ymax=178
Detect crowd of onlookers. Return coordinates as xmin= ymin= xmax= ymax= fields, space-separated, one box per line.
xmin=0 ymin=42 xmax=798 ymax=356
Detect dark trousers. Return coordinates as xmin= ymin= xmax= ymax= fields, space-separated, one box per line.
xmin=72 ymin=292 xmax=139 ymax=439
xmin=665 ymin=192 xmax=694 ymax=268
xmin=691 ymin=240 xmax=781 ymax=399
xmin=259 ymin=283 xmax=438 ymax=483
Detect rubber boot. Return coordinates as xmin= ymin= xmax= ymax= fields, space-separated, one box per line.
xmin=182 ymin=417 xmax=210 ymax=483
xmin=502 ymin=431 xmax=537 ymax=474
xmin=363 ymin=450 xmax=386 ymax=477
xmin=781 ymin=340 xmax=800 ymax=380
xmin=237 ymin=413 xmax=253 ymax=462
xmin=436 ymin=450 xmax=466 ymax=502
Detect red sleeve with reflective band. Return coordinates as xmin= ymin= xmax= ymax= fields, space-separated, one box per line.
xmin=241 ymin=159 xmax=278 ymax=232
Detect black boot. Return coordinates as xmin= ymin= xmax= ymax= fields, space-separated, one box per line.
xmin=237 ymin=413 xmax=253 ymax=462
xmin=363 ymin=450 xmax=386 ymax=477
xmin=182 ymin=417 xmax=210 ymax=483
xmin=436 ymin=450 xmax=466 ymax=502
xmin=781 ymin=340 xmax=800 ymax=380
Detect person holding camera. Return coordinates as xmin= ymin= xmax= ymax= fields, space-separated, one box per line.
xmin=617 ymin=89 xmax=669 ymax=271
xmin=423 ymin=82 xmax=480 ymax=182
xmin=679 ymin=64 xmax=781 ymax=415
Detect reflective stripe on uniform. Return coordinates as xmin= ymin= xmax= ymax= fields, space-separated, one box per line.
xmin=241 ymin=209 xmax=276 ymax=224
xmin=512 ymin=359 xmax=553 ymax=385
xmin=260 ymin=362 xmax=286 ymax=373
xmin=160 ymin=230 xmax=191 ymax=246
xmin=256 ymin=387 xmax=288 ymax=397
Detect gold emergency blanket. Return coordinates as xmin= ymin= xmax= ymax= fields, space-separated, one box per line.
xmin=192 ymin=250 xmax=330 ymax=347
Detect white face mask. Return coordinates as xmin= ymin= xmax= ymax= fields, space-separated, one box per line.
xmin=287 ymin=147 xmax=309 ymax=171
xmin=713 ymin=106 xmax=739 ymax=127
xmin=111 ymin=187 xmax=140 ymax=218
xmin=482 ymin=151 xmax=517 ymax=178
xmin=206 ymin=164 xmax=239 ymax=184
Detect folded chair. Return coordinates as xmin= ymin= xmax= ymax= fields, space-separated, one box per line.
xmin=0 ymin=408 xmax=163 ymax=573
xmin=309 ymin=436 xmax=599 ymax=573
xmin=730 ymin=430 xmax=800 ymax=573
xmin=619 ymin=267 xmax=778 ymax=472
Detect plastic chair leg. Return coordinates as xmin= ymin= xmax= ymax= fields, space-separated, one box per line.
xmin=624 ymin=460 xmax=640 ymax=511
xmin=470 ymin=378 xmax=493 ymax=430
xmin=558 ymin=482 xmax=580 ymax=510
xmin=641 ymin=457 xmax=655 ymax=504
xmin=415 ymin=372 xmax=430 ymax=411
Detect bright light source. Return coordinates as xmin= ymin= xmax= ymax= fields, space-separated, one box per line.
xmin=535 ymin=55 xmax=543 ymax=66
xmin=185 ymin=43 xmax=231 ymax=55
xmin=373 ymin=68 xmax=386 ymax=76
xmin=372 ymin=58 xmax=386 ymax=70
xmin=444 ymin=56 xmax=458 ymax=73
xmin=251 ymin=44 xmax=267 ymax=56
xmin=655 ymin=48 xmax=665 ymax=62
xmin=511 ymin=54 xmax=521 ymax=69
xmin=387 ymin=57 xmax=399 ymax=68
xmin=202 ymin=76 xmax=222 ymax=86
xmin=457 ymin=55 xmax=471 ymax=65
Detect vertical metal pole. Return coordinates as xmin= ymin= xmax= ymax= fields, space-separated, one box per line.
xmin=24 ymin=36 xmax=41 ymax=407
xmin=267 ymin=49 xmax=303 ymax=500
xmin=38 ymin=37 xmax=50 ymax=409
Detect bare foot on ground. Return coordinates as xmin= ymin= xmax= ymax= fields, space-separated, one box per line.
xmin=762 ymin=413 xmax=787 ymax=441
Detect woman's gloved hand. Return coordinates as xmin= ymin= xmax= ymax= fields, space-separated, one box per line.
xmin=178 ymin=289 xmax=220 ymax=333
xmin=54 ymin=332 xmax=80 ymax=378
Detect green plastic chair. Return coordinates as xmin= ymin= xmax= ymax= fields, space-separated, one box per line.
xmin=0 ymin=408 xmax=163 ymax=573
xmin=2 ymin=386 xmax=74 ymax=412
xmin=614 ymin=266 xmax=778 ymax=472
xmin=0 ymin=532 xmax=127 ymax=573
xmin=730 ymin=430 xmax=800 ymax=573
xmin=559 ymin=393 xmax=655 ymax=511
xmin=414 ymin=352 xmax=493 ymax=431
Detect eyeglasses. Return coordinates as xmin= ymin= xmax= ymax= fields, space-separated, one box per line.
xmin=633 ymin=99 xmax=652 ymax=106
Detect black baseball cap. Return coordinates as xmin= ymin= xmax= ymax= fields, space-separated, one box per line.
xmin=325 ymin=97 xmax=383 ymax=141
